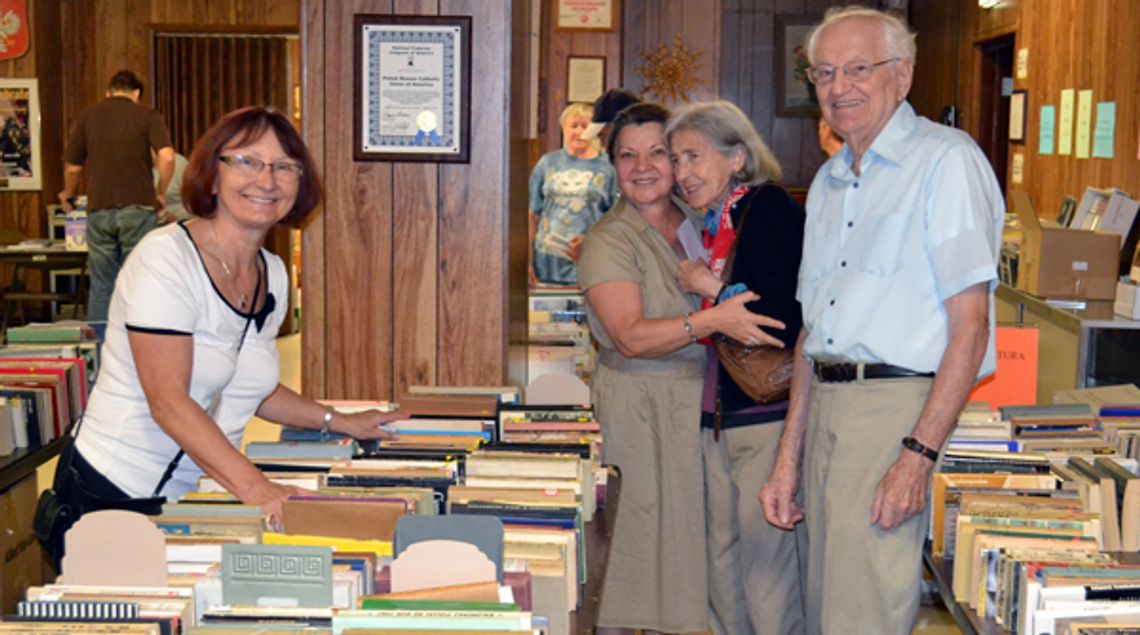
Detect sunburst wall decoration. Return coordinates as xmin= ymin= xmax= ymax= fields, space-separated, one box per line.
xmin=633 ymin=34 xmax=707 ymax=104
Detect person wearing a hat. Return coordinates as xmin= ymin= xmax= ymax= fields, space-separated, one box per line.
xmin=528 ymin=102 xmax=618 ymax=286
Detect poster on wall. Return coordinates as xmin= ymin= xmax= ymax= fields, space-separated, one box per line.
xmin=0 ymin=77 xmax=41 ymax=191
xmin=353 ymin=14 xmax=471 ymax=163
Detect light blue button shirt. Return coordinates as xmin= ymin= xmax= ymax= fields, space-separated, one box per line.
xmin=797 ymin=102 xmax=1004 ymax=380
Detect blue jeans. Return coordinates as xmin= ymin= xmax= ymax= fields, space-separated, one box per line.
xmin=85 ymin=206 xmax=159 ymax=322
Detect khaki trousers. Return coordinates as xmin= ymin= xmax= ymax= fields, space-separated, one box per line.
xmin=704 ymin=423 xmax=807 ymax=635
xmin=803 ymin=376 xmax=933 ymax=635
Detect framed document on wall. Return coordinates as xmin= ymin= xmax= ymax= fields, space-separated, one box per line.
xmin=566 ymin=56 xmax=605 ymax=104
xmin=555 ymin=0 xmax=617 ymax=31
xmin=353 ymin=14 xmax=472 ymax=163
xmin=1009 ymin=90 xmax=1027 ymax=143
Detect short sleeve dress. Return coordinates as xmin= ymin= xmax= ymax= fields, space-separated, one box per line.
xmin=576 ymin=197 xmax=709 ymax=633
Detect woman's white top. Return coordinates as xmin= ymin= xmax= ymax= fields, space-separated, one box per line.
xmin=76 ymin=222 xmax=288 ymax=499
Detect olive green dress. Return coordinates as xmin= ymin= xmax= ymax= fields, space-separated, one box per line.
xmin=577 ymin=198 xmax=708 ymax=633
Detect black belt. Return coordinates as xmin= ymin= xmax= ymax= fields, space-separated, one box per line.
xmin=813 ymin=362 xmax=934 ymax=383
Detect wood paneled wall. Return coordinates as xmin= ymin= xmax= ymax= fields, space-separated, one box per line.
xmin=540 ymin=1 xmax=622 ymax=152
xmin=622 ymin=0 xmax=720 ymax=106
xmin=58 ymin=0 xmax=298 ymax=142
xmin=1006 ymin=0 xmax=1140 ymax=219
xmin=908 ymin=0 xmax=961 ymax=125
xmin=0 ymin=0 xmax=297 ymax=240
xmin=720 ymin=0 xmax=860 ymax=188
xmin=301 ymin=0 xmax=530 ymax=400
xmin=0 ymin=1 xmax=63 ymax=305
xmin=539 ymin=0 xmax=722 ymax=155
xmin=911 ymin=0 xmax=1140 ymax=221
xmin=0 ymin=0 xmax=62 ymax=244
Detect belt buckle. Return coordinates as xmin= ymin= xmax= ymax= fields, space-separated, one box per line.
xmin=817 ymin=362 xmax=857 ymax=383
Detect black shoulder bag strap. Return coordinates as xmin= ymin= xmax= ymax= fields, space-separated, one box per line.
xmin=713 ymin=189 xmax=755 ymax=442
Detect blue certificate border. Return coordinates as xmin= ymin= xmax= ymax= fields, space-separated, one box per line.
xmin=353 ymin=15 xmax=471 ymax=163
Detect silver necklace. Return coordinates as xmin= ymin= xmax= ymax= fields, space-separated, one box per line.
xmin=209 ymin=223 xmax=255 ymax=310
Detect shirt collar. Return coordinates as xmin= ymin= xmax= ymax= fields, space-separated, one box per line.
xmin=614 ymin=195 xmax=701 ymax=234
xmin=826 ymin=100 xmax=916 ymax=181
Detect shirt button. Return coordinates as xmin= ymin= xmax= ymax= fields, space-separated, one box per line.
xmin=853 ymin=182 xmax=859 ymax=189
xmin=830 ymin=299 xmax=836 ymax=306
xmin=827 ymin=338 xmax=834 ymax=345
xmin=847 ymin=221 xmax=854 ymax=228
xmin=841 ymin=260 xmax=847 ymax=267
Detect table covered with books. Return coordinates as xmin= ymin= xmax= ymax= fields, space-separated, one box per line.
xmin=3 ymin=390 xmax=621 ymax=634
xmin=922 ymin=393 xmax=1140 ymax=635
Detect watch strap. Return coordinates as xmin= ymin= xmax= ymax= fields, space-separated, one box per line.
xmin=901 ymin=436 xmax=938 ymax=462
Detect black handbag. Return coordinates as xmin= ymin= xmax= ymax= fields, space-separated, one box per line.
xmin=33 ymin=424 xmax=183 ymax=566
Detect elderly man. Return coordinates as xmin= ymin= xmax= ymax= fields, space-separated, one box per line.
xmin=759 ymin=6 xmax=1003 ymax=634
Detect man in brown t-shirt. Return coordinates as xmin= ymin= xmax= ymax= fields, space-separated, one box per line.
xmin=59 ymin=70 xmax=174 ymax=322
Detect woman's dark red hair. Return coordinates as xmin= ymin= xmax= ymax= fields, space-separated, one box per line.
xmin=181 ymin=106 xmax=322 ymax=228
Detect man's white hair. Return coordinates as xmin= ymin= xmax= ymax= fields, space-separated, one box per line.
xmin=806 ymin=5 xmax=916 ymax=65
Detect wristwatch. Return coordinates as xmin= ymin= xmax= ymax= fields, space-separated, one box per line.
xmin=320 ymin=407 xmax=335 ymax=435
xmin=901 ymin=436 xmax=939 ymax=462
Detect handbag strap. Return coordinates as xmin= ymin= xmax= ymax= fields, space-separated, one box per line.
xmin=719 ymin=187 xmax=754 ymax=290
xmin=713 ymin=186 xmax=757 ymax=442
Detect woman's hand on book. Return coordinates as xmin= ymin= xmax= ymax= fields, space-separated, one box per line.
xmin=334 ymin=409 xmax=401 ymax=440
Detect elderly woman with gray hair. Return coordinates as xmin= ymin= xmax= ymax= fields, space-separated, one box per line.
xmin=668 ymin=101 xmax=807 ymax=635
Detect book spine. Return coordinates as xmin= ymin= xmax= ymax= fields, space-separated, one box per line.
xmin=18 ymin=600 xmax=141 ymax=620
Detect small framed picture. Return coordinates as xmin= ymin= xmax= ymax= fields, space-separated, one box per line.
xmin=566 ymin=56 xmax=605 ymax=104
xmin=775 ymin=15 xmax=822 ymax=117
xmin=353 ymin=14 xmax=472 ymax=163
xmin=554 ymin=0 xmax=617 ymax=32
xmin=1009 ymin=90 xmax=1027 ymax=143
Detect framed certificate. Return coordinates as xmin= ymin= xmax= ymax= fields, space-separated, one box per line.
xmin=566 ymin=56 xmax=605 ymax=104
xmin=555 ymin=0 xmax=617 ymax=31
xmin=353 ymin=14 xmax=472 ymax=162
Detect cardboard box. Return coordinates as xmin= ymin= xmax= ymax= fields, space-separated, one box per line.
xmin=1011 ymin=190 xmax=1121 ymax=300
xmin=1115 ymin=281 xmax=1140 ymax=320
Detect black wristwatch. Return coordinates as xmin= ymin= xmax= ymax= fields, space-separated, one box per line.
xmin=901 ymin=436 xmax=939 ymax=462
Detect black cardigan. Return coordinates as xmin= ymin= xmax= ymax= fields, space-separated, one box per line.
xmin=702 ymin=183 xmax=805 ymax=425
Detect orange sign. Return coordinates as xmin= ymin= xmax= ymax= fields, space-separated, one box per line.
xmin=0 ymin=0 xmax=28 ymax=62
xmin=968 ymin=326 xmax=1039 ymax=409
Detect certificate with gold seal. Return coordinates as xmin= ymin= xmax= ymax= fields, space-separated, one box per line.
xmin=354 ymin=15 xmax=471 ymax=163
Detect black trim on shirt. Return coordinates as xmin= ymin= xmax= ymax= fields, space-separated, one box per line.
xmin=178 ymin=220 xmax=272 ymax=321
xmin=125 ymin=324 xmax=193 ymax=336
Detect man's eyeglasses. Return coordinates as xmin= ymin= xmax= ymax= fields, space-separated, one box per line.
xmin=807 ymin=58 xmax=900 ymax=85
xmin=219 ymin=155 xmax=303 ymax=181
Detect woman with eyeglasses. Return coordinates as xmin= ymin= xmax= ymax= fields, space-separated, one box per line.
xmin=47 ymin=107 xmax=400 ymax=560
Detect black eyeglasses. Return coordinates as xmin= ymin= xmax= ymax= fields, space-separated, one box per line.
xmin=807 ymin=58 xmax=901 ymax=85
xmin=219 ymin=155 xmax=303 ymax=181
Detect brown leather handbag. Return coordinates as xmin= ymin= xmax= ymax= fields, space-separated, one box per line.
xmin=714 ymin=334 xmax=794 ymax=404
xmin=712 ymin=198 xmax=794 ymax=405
